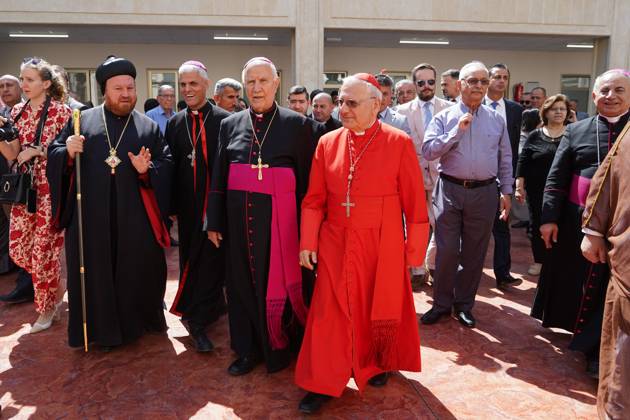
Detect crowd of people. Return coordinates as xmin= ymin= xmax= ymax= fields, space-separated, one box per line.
xmin=0 ymin=54 xmax=628 ymax=418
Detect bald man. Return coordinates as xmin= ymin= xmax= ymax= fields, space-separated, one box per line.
xmin=311 ymin=92 xmax=342 ymax=133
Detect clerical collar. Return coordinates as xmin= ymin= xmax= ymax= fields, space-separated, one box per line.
xmin=351 ymin=119 xmax=379 ymax=137
xmin=189 ymin=100 xmax=211 ymax=116
xmin=598 ymin=110 xmax=629 ymax=124
xmin=250 ymin=102 xmax=278 ymax=121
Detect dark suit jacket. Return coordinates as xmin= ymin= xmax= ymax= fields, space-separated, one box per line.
xmin=504 ymin=99 xmax=524 ymax=174
xmin=323 ymin=117 xmax=342 ymax=133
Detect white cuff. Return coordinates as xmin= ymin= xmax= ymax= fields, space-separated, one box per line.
xmin=582 ymin=228 xmax=604 ymax=237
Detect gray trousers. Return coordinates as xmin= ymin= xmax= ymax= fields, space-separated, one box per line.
xmin=432 ymin=177 xmax=498 ymax=312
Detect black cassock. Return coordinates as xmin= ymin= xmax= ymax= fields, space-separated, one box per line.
xmin=48 ymin=106 xmax=173 ymax=348
xmin=165 ymin=102 xmax=230 ymax=327
xmin=207 ymin=104 xmax=325 ymax=372
xmin=535 ymin=113 xmax=630 ymax=358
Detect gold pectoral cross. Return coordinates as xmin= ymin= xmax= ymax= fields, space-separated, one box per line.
xmin=105 ymin=148 xmax=122 ymax=175
xmin=251 ymin=156 xmax=269 ymax=181
xmin=341 ymin=194 xmax=355 ymax=217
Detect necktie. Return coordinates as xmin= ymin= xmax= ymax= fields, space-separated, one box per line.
xmin=491 ymin=101 xmax=499 ymax=110
xmin=423 ymin=101 xmax=433 ymax=130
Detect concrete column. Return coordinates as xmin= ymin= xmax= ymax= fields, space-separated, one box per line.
xmin=608 ymin=0 xmax=630 ymax=70
xmin=293 ymin=0 xmax=324 ymax=91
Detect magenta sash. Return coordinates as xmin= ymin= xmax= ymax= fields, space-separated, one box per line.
xmin=568 ymin=174 xmax=591 ymax=207
xmin=227 ymin=163 xmax=307 ymax=350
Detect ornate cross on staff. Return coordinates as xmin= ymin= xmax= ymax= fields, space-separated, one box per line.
xmin=251 ymin=156 xmax=269 ymax=181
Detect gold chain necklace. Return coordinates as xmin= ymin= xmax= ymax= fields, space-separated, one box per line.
xmin=342 ymin=122 xmax=381 ymax=217
xmin=102 ymin=105 xmax=132 ymax=175
xmin=248 ymin=104 xmax=278 ymax=181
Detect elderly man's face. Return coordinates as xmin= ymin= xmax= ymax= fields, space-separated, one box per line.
xmin=157 ymin=86 xmax=175 ymax=111
xmin=104 ymin=75 xmax=137 ymax=116
xmin=458 ymin=68 xmax=490 ymax=106
xmin=414 ymin=69 xmax=436 ymax=101
xmin=214 ymin=86 xmax=240 ymax=112
xmin=0 ymin=78 xmax=21 ymax=107
xmin=244 ymin=64 xmax=279 ymax=113
xmin=312 ymin=97 xmax=334 ymax=123
xmin=396 ymin=82 xmax=415 ymax=105
xmin=288 ymin=93 xmax=309 ymax=115
xmin=339 ymin=81 xmax=379 ymax=132
xmin=378 ymin=85 xmax=393 ymax=112
xmin=593 ymin=73 xmax=630 ymax=118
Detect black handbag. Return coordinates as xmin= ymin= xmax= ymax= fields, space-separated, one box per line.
xmin=0 ymin=162 xmax=32 ymax=205
xmin=0 ymin=97 xmax=51 ymax=212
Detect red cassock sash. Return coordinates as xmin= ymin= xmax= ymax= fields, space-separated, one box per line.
xmin=227 ymin=163 xmax=307 ymax=349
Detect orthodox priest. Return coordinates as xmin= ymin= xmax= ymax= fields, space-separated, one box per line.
xmin=48 ymin=56 xmax=173 ymax=350
xmin=537 ymin=69 xmax=630 ymax=376
xmin=295 ymin=74 xmax=430 ymax=414
xmin=581 ymin=117 xmax=630 ymax=420
xmin=206 ymin=57 xmax=325 ymax=375
xmin=166 ymin=60 xmax=231 ymax=352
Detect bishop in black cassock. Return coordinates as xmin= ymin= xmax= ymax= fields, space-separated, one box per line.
xmin=207 ymin=57 xmax=325 ymax=375
xmin=47 ymin=57 xmax=173 ymax=350
xmin=166 ymin=60 xmax=231 ymax=352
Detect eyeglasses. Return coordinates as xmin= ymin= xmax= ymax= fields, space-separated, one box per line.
xmin=416 ymin=79 xmax=436 ymax=88
xmin=464 ymin=78 xmax=490 ymax=86
xmin=159 ymin=94 xmax=175 ymax=98
xmin=338 ymin=97 xmax=376 ymax=109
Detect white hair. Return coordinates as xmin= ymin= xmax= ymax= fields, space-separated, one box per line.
xmin=214 ymin=78 xmax=243 ymax=95
xmin=241 ymin=58 xmax=278 ymax=83
xmin=593 ymin=69 xmax=630 ymax=92
xmin=0 ymin=74 xmax=20 ymax=84
xmin=342 ymin=75 xmax=383 ymax=101
xmin=178 ymin=64 xmax=208 ymax=80
xmin=395 ymin=79 xmax=414 ymax=91
xmin=157 ymin=84 xmax=174 ymax=95
xmin=459 ymin=61 xmax=489 ymax=81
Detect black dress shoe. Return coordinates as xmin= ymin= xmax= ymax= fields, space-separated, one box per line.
xmin=190 ymin=329 xmax=214 ymax=352
xmin=0 ymin=286 xmax=35 ymax=304
xmin=228 ymin=356 xmax=259 ymax=376
xmin=511 ymin=220 xmax=529 ymax=229
xmin=455 ymin=311 xmax=476 ymax=328
xmin=421 ymin=308 xmax=449 ymax=325
xmin=368 ymin=372 xmax=389 ymax=387
xmin=496 ymin=274 xmax=521 ymax=289
xmin=298 ymin=392 xmax=333 ymax=414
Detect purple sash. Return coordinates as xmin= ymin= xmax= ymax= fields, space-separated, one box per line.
xmin=568 ymin=174 xmax=591 ymax=207
xmin=227 ymin=163 xmax=307 ymax=350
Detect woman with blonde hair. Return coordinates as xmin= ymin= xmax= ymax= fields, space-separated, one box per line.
xmin=0 ymin=57 xmax=71 ymax=332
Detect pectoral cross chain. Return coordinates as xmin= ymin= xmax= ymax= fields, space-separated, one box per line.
xmin=251 ymin=156 xmax=269 ymax=181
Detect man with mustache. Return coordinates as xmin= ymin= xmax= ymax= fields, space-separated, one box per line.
xmin=48 ymin=56 xmax=173 ymax=350
xmin=421 ymin=61 xmax=513 ymax=328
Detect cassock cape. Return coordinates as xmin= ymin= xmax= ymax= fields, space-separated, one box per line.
xmin=295 ymin=121 xmax=430 ymax=396
xmin=206 ymin=104 xmax=325 ymax=372
xmin=166 ymin=102 xmax=230 ymax=325
xmin=48 ymin=105 xmax=173 ymax=348
xmin=534 ymin=113 xmax=630 ymax=357
xmin=582 ymin=120 xmax=630 ymax=419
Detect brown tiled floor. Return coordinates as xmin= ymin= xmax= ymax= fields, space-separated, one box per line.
xmin=0 ymin=228 xmax=597 ymax=419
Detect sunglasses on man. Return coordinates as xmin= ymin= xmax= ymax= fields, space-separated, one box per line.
xmin=416 ymin=79 xmax=436 ymax=88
